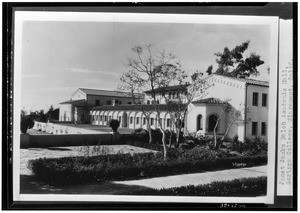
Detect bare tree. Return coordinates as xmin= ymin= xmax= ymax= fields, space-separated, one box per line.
xmin=118 ymin=70 xmax=153 ymax=143
xmin=161 ymin=71 xmax=209 ymax=147
xmin=211 ymin=100 xmax=243 ymax=148
xmin=119 ymin=44 xmax=182 ymax=160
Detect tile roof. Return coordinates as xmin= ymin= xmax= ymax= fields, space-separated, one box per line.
xmin=212 ymin=74 xmax=269 ymax=87
xmin=79 ymin=88 xmax=143 ymax=98
xmin=59 ymin=99 xmax=86 ymax=104
xmin=192 ymin=97 xmax=225 ymax=104
xmin=91 ymin=103 xmax=187 ymax=111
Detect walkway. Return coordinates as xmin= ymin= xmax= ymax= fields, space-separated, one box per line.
xmin=20 ymin=165 xmax=267 ymax=194
xmin=113 ymin=165 xmax=267 ymax=189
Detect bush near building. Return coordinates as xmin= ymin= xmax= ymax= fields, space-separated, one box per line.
xmin=28 ymin=146 xmax=267 ymax=186
xmin=121 ymin=176 xmax=267 ymax=197
xmin=123 ymin=129 xmax=268 ymax=156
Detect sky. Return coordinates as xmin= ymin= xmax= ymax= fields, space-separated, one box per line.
xmin=21 ymin=20 xmax=270 ymax=112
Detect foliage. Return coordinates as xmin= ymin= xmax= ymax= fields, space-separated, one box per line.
xmin=28 ymin=146 xmax=267 ymax=185
xmin=231 ymin=137 xmax=268 ymax=156
xmin=108 ymin=119 xmax=120 ymax=132
xmin=122 ymin=176 xmax=267 ymax=197
xmin=27 ymin=106 xmax=59 ymax=122
xmin=20 ymin=115 xmax=34 ymax=134
xmin=208 ymin=41 xmax=265 ymax=78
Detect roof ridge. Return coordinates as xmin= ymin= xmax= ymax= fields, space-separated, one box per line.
xmin=212 ymin=73 xmax=269 ymax=83
xmin=210 ymin=74 xmax=269 ymax=86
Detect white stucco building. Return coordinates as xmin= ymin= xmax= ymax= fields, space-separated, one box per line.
xmin=61 ymin=74 xmax=269 ymax=141
xmin=59 ymin=88 xmax=139 ymax=124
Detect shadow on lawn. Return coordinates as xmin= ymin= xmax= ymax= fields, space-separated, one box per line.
xmin=20 ymin=175 xmax=149 ymax=195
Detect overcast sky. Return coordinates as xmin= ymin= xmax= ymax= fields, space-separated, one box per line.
xmin=21 ymin=21 xmax=270 ymax=112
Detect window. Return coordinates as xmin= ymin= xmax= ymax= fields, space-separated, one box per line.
xmin=156 ymin=100 xmax=159 ymax=104
xmin=262 ymin=93 xmax=267 ymax=107
xmin=95 ymin=100 xmax=100 ymax=106
xmin=104 ymin=116 xmax=107 ymax=121
xmin=106 ymin=100 xmax=111 ymax=105
xmin=167 ymin=119 xmax=170 ymax=127
xmin=143 ymin=117 xmax=146 ymax=125
xmin=252 ymin=122 xmax=258 ymax=136
xmin=100 ymin=115 xmax=103 ymax=121
xmin=147 ymin=100 xmax=150 ymax=104
xmin=159 ymin=118 xmax=162 ymax=125
xmin=130 ymin=117 xmax=133 ymax=124
xmin=118 ymin=116 xmax=121 ymax=122
xmin=252 ymin=92 xmax=258 ymax=106
xmin=136 ymin=117 xmax=140 ymax=125
xmin=150 ymin=118 xmax=154 ymax=125
xmin=261 ymin=122 xmax=267 ymax=136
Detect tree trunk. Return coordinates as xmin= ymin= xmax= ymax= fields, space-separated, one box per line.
xmin=221 ymin=121 xmax=235 ymax=141
xmin=161 ymin=129 xmax=167 ymax=161
xmin=168 ymin=132 xmax=172 ymax=148
xmin=158 ymin=124 xmax=167 ymax=161
xmin=147 ymin=121 xmax=153 ymax=144
xmin=175 ymin=127 xmax=181 ymax=147
xmin=213 ymin=118 xmax=220 ymax=148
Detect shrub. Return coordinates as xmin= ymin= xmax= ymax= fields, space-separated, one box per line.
xmin=20 ymin=116 xmax=34 ymax=134
xmin=28 ymin=146 xmax=267 ymax=185
xmin=108 ymin=119 xmax=120 ymax=132
xmin=183 ymin=132 xmax=211 ymax=146
xmin=231 ymin=136 xmax=267 ymax=156
xmin=152 ymin=128 xmax=163 ymax=144
xmin=122 ymin=176 xmax=267 ymax=197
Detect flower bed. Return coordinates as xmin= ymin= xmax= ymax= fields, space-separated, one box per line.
xmin=28 ymin=146 xmax=267 ymax=185
xmin=121 ymin=176 xmax=267 ymax=197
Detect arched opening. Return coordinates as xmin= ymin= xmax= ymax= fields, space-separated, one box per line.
xmin=208 ymin=114 xmax=218 ymax=132
xmin=196 ymin=114 xmax=203 ymax=131
xmin=122 ymin=112 xmax=128 ymax=127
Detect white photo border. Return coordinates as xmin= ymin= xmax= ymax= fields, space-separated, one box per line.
xmin=13 ymin=11 xmax=279 ymax=204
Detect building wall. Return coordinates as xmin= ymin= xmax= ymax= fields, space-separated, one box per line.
xmin=186 ymin=104 xmax=206 ymax=134
xmin=245 ymin=85 xmax=269 ymax=141
xmin=59 ymin=104 xmax=73 ymax=122
xmin=87 ymin=95 xmax=133 ymax=106
xmin=144 ymin=91 xmax=187 ymax=105
xmin=205 ymin=75 xmax=246 ymax=118
xmin=71 ymin=90 xmax=87 ymax=101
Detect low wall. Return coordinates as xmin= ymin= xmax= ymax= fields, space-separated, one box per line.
xmin=21 ymin=121 xmax=121 ymax=148
xmin=20 ymin=133 xmax=121 ymax=148
xmin=33 ymin=121 xmax=100 ymax=135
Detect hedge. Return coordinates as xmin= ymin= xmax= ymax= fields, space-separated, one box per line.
xmin=121 ymin=176 xmax=267 ymax=197
xmin=28 ymin=146 xmax=267 ymax=185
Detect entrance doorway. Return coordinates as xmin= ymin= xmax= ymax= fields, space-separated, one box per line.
xmin=208 ymin=114 xmax=218 ymax=132
xmin=122 ymin=112 xmax=128 ymax=127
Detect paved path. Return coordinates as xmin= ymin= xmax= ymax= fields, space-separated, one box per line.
xmin=114 ymin=165 xmax=267 ymax=189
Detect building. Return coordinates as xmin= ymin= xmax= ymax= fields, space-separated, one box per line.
xmin=61 ymin=74 xmax=269 ymax=141
xmin=59 ymin=88 xmax=140 ymax=123
xmin=186 ymin=74 xmax=269 ymax=141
